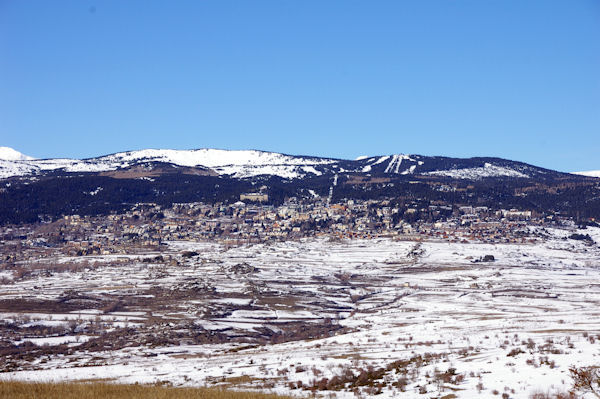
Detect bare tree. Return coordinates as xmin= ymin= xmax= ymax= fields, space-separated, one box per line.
xmin=570 ymin=366 xmax=600 ymax=398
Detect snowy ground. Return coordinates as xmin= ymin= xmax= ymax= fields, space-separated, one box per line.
xmin=1 ymin=226 xmax=599 ymax=398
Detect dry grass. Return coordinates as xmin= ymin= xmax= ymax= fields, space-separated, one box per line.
xmin=0 ymin=380 xmax=296 ymax=399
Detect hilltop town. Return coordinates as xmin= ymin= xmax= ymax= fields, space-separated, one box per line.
xmin=3 ymin=192 xmax=586 ymax=266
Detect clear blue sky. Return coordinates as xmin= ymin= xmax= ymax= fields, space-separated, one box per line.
xmin=1 ymin=1 xmax=599 ymax=171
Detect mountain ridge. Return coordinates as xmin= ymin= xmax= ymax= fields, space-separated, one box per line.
xmin=0 ymin=146 xmax=577 ymax=181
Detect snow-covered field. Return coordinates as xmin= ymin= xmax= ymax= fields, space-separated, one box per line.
xmin=1 ymin=227 xmax=599 ymax=398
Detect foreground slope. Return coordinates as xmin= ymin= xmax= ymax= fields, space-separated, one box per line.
xmin=1 ymin=226 xmax=599 ymax=398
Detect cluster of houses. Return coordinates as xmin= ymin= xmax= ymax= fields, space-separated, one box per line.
xmin=0 ymin=195 xmax=563 ymax=266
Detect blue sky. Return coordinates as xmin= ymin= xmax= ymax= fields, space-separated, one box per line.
xmin=1 ymin=1 xmax=599 ymax=171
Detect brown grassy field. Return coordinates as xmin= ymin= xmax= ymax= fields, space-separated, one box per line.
xmin=0 ymin=380 xmax=296 ymax=399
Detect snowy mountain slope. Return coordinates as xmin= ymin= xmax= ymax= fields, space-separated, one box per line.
xmin=353 ymin=154 xmax=553 ymax=180
xmin=0 ymin=147 xmax=571 ymax=181
xmin=0 ymin=147 xmax=34 ymax=161
xmin=423 ymin=163 xmax=530 ymax=179
xmin=355 ymin=154 xmax=423 ymax=175
xmin=0 ymin=159 xmax=39 ymax=178
xmin=0 ymin=148 xmax=339 ymax=179
xmin=94 ymin=149 xmax=337 ymax=178
xmin=572 ymin=170 xmax=600 ymax=178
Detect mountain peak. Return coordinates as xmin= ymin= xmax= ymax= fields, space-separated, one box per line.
xmin=0 ymin=147 xmax=35 ymax=161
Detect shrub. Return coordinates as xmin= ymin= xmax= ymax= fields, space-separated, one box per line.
xmin=570 ymin=366 xmax=600 ymax=398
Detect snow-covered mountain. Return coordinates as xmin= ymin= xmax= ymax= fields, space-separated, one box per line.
xmin=572 ymin=170 xmax=600 ymax=178
xmin=0 ymin=147 xmax=34 ymax=161
xmin=0 ymin=148 xmax=338 ymax=179
xmin=350 ymin=154 xmax=552 ymax=180
xmin=0 ymin=146 xmax=568 ymax=180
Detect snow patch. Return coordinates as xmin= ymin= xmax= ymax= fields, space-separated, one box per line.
xmin=572 ymin=170 xmax=600 ymax=178
xmin=372 ymin=156 xmax=390 ymax=165
xmin=424 ymin=164 xmax=530 ymax=179
xmin=85 ymin=187 xmax=103 ymax=196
